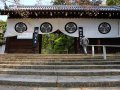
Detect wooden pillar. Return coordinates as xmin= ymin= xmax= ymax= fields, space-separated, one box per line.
xmin=39 ymin=34 xmax=42 ymax=54
xmin=74 ymin=37 xmax=81 ymax=54
xmin=97 ymin=39 xmax=101 ymax=53
xmin=74 ymin=37 xmax=77 ymax=54
xmin=78 ymin=37 xmax=82 ymax=53
xmin=5 ymin=37 xmax=9 ymax=53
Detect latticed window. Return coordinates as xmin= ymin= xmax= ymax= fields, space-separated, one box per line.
xmin=40 ymin=22 xmax=52 ymax=33
xmin=98 ymin=22 xmax=111 ymax=34
xmin=15 ymin=22 xmax=27 ymax=33
xmin=65 ymin=22 xmax=77 ymax=33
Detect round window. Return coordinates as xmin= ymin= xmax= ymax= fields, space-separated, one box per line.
xmin=15 ymin=22 xmax=27 ymax=33
xmin=65 ymin=22 xmax=77 ymax=33
xmin=98 ymin=22 xmax=111 ymax=34
xmin=40 ymin=22 xmax=52 ymax=33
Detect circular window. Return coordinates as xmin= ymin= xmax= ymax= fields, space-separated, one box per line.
xmin=65 ymin=22 xmax=77 ymax=33
xmin=15 ymin=22 xmax=27 ymax=33
xmin=98 ymin=22 xmax=111 ymax=34
xmin=40 ymin=22 xmax=52 ymax=33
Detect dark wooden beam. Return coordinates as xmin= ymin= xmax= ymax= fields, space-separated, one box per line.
xmin=39 ymin=34 xmax=42 ymax=54
xmin=1 ymin=10 xmax=120 ymax=19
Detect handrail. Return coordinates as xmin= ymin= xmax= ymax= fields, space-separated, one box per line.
xmin=89 ymin=45 xmax=120 ymax=47
xmin=88 ymin=45 xmax=120 ymax=60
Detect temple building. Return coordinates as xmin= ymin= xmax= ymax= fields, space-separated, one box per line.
xmin=0 ymin=5 xmax=120 ymax=53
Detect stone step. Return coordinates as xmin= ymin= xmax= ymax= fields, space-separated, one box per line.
xmin=0 ymin=61 xmax=120 ymax=65
xmin=1 ymin=58 xmax=120 ymax=61
xmin=0 ymin=74 xmax=119 ymax=87
xmin=0 ymin=55 xmax=112 ymax=58
xmin=18 ymin=57 xmax=120 ymax=59
xmin=4 ymin=58 xmax=120 ymax=61
xmin=3 ymin=58 xmax=104 ymax=61
xmin=3 ymin=54 xmax=120 ymax=57
xmin=2 ymin=55 xmax=120 ymax=61
xmin=0 ymin=86 xmax=119 ymax=90
xmin=0 ymin=64 xmax=120 ymax=69
xmin=1 ymin=54 xmax=120 ymax=87
xmin=0 ymin=68 xmax=120 ymax=76
xmin=2 ymin=54 xmax=94 ymax=56
xmin=0 ymin=53 xmax=120 ymax=57
xmin=3 ymin=56 xmax=96 ymax=59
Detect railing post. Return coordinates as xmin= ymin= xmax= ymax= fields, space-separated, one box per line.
xmin=92 ymin=45 xmax=95 ymax=57
xmin=103 ymin=46 xmax=107 ymax=60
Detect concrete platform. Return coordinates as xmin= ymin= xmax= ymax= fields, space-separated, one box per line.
xmin=0 ymin=60 xmax=120 ymax=65
xmin=0 ymin=68 xmax=120 ymax=76
xmin=0 ymin=74 xmax=120 ymax=87
xmin=0 ymin=85 xmax=120 ymax=90
xmin=0 ymin=64 xmax=120 ymax=69
xmin=0 ymin=54 xmax=120 ymax=87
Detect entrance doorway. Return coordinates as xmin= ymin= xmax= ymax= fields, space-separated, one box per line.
xmin=41 ymin=33 xmax=75 ymax=54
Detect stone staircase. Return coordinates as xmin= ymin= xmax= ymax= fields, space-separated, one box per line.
xmin=0 ymin=54 xmax=120 ymax=87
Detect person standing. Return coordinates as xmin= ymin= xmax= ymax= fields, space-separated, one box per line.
xmin=80 ymin=36 xmax=89 ymax=54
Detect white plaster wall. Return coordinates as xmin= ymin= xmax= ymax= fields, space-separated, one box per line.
xmin=0 ymin=45 xmax=5 ymax=54
xmin=118 ymin=20 xmax=120 ymax=37
xmin=5 ymin=19 xmax=34 ymax=37
xmin=5 ymin=18 xmax=119 ymax=38
xmin=79 ymin=19 xmax=119 ymax=38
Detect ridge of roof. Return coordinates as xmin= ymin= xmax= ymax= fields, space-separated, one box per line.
xmin=0 ymin=5 xmax=118 ymax=11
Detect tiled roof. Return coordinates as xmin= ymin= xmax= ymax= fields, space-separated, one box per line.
xmin=3 ymin=5 xmax=120 ymax=11
xmin=0 ymin=5 xmax=119 ymax=19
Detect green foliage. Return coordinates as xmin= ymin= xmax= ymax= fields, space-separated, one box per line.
xmin=0 ymin=21 xmax=7 ymax=31
xmin=106 ymin=0 xmax=120 ymax=5
xmin=0 ymin=21 xmax=6 ymax=45
xmin=92 ymin=0 xmax=102 ymax=6
xmin=78 ymin=0 xmax=91 ymax=5
xmin=52 ymin=0 xmax=102 ymax=5
xmin=42 ymin=34 xmax=74 ymax=54
xmin=42 ymin=34 xmax=58 ymax=54
xmin=52 ymin=0 xmax=65 ymax=5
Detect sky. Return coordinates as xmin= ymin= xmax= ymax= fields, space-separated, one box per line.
xmin=0 ymin=0 xmax=106 ymax=21
xmin=0 ymin=0 xmax=52 ymax=21
xmin=0 ymin=0 xmax=52 ymax=8
xmin=20 ymin=0 xmax=52 ymax=5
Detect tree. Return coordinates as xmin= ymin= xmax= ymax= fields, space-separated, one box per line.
xmin=35 ymin=0 xmax=42 ymax=5
xmin=106 ymin=0 xmax=120 ymax=5
xmin=14 ymin=0 xmax=20 ymax=5
xmin=0 ymin=21 xmax=6 ymax=31
xmin=53 ymin=34 xmax=74 ymax=53
xmin=0 ymin=0 xmax=7 ymax=4
xmin=77 ymin=0 xmax=91 ymax=5
xmin=0 ymin=0 xmax=8 ymax=9
xmin=52 ymin=0 xmax=65 ymax=5
xmin=0 ymin=21 xmax=6 ymax=44
xmin=0 ymin=0 xmax=21 ymax=9
xmin=42 ymin=34 xmax=75 ymax=54
xmin=91 ymin=0 xmax=102 ymax=6
xmin=77 ymin=0 xmax=102 ymax=5
xmin=52 ymin=0 xmax=102 ymax=6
